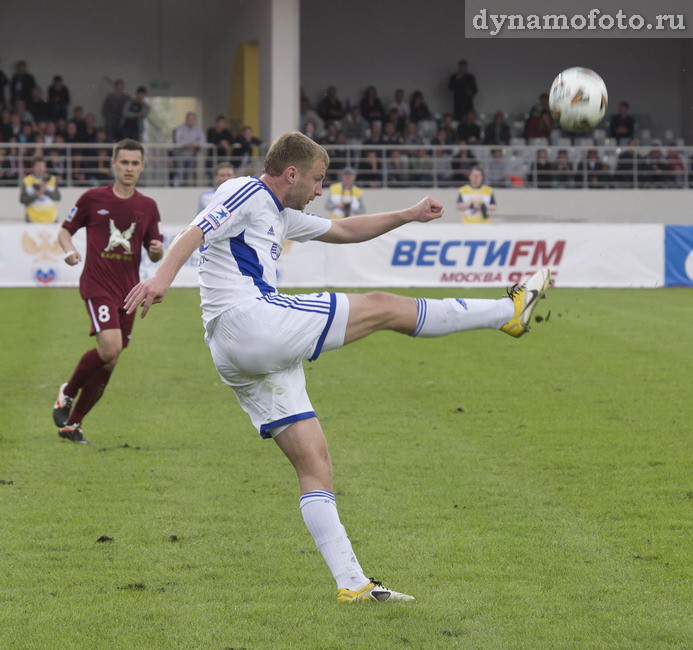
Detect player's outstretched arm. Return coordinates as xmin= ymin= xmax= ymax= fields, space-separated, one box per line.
xmin=316 ymin=195 xmax=443 ymax=244
xmin=124 ymin=226 xmax=203 ymax=317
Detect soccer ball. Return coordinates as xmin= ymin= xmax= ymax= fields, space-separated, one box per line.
xmin=549 ymin=67 xmax=608 ymax=132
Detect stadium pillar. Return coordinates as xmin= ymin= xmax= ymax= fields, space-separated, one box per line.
xmin=267 ymin=0 xmax=300 ymax=141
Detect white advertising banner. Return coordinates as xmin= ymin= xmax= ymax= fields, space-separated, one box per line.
xmin=0 ymin=222 xmax=664 ymax=289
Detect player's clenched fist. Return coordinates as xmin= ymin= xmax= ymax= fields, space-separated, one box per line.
xmin=410 ymin=196 xmax=444 ymax=223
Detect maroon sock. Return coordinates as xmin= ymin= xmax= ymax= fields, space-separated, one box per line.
xmin=67 ymin=367 xmax=112 ymax=425
xmin=64 ymin=348 xmax=105 ymax=396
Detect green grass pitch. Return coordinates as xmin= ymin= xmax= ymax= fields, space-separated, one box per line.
xmin=1 ymin=287 xmax=691 ymax=648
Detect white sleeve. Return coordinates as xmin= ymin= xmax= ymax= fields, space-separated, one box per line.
xmin=285 ymin=208 xmax=332 ymax=242
xmin=190 ymin=200 xmax=239 ymax=245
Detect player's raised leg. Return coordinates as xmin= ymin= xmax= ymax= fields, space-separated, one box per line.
xmin=344 ymin=268 xmax=551 ymax=344
xmin=273 ymin=418 xmax=415 ymax=603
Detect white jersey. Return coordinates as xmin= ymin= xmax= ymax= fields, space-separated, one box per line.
xmin=190 ymin=176 xmax=332 ymax=328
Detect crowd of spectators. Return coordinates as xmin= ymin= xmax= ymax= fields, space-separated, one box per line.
xmin=0 ymin=59 xmax=263 ymax=188
xmin=1 ymin=56 xmax=690 ymax=190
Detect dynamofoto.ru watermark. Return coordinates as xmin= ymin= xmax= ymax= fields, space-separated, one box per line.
xmin=472 ymin=8 xmax=685 ymax=36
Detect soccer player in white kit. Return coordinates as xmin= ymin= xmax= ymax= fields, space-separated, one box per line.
xmin=126 ymin=132 xmax=550 ymax=603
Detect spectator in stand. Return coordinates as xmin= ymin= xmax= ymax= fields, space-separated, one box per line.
xmin=198 ymin=161 xmax=236 ymax=212
xmin=440 ymin=114 xmax=458 ymax=144
xmin=409 ymin=90 xmax=432 ymax=124
xmin=456 ymin=166 xmax=496 ymax=224
xmin=484 ymin=111 xmax=511 ymax=145
xmin=642 ymin=148 xmax=667 ymax=187
xmin=554 ymin=149 xmax=574 ymax=188
xmin=0 ymin=108 xmax=9 ymax=139
xmin=317 ymin=86 xmax=344 ymax=123
xmin=363 ymin=122 xmax=384 ymax=150
xmin=386 ymin=149 xmax=409 ymax=186
xmin=5 ymin=112 xmax=22 ymax=140
xmin=451 ymin=143 xmax=476 ymax=184
xmin=325 ymin=167 xmax=365 ymax=219
xmin=14 ymin=99 xmax=34 ymax=125
xmin=299 ymin=97 xmax=324 ymax=137
xmin=82 ymin=113 xmax=97 ymax=144
xmin=389 ymin=88 xmax=410 ymax=122
xmin=231 ymin=125 xmax=262 ymax=171
xmin=10 ymin=61 xmax=36 ymax=105
xmin=101 ymin=79 xmax=130 ymax=141
xmin=576 ymin=149 xmax=609 ymax=188
xmin=41 ymin=120 xmax=58 ymax=145
xmin=615 ymin=139 xmax=639 ymax=187
xmin=0 ymin=60 xmax=8 ymax=110
xmin=320 ymin=122 xmax=339 ymax=146
xmin=0 ymin=147 xmax=17 ymax=184
xmin=433 ymin=128 xmax=450 ymax=147
xmin=433 ymin=146 xmax=454 ymax=187
xmin=206 ymin=115 xmax=234 ymax=164
xmin=84 ymin=128 xmax=112 ymax=183
xmin=386 ymin=107 xmax=406 ymax=136
xmin=359 ymin=86 xmax=386 ymax=123
xmin=322 ymin=129 xmax=348 ymax=180
xmin=448 ymin=59 xmax=477 ymax=122
xmin=303 ymin=119 xmax=320 ymax=142
xmin=173 ymin=111 xmax=206 ymax=185
xmin=18 ymin=121 xmax=36 ymax=144
xmin=524 ymin=110 xmax=553 ymax=141
xmin=121 ymin=86 xmax=148 ymax=141
xmin=358 ymin=149 xmax=383 ymax=187
xmin=20 ymin=157 xmax=61 ymax=222
xmin=65 ymin=121 xmax=80 ymax=147
xmin=409 ymin=148 xmax=434 ymax=185
xmin=343 ymin=105 xmax=368 ymax=143
xmin=402 ymin=122 xmax=424 ymax=148
xmin=47 ymin=75 xmax=70 ymax=120
xmin=69 ymin=107 xmax=86 ymax=139
xmin=457 ymin=110 xmax=480 ymax=144
xmin=28 ymin=87 xmax=49 ymax=123
xmin=55 ymin=118 xmax=68 ymax=138
xmin=485 ymin=148 xmax=509 ymax=188
xmin=527 ymin=93 xmax=551 ymax=120
xmin=382 ymin=121 xmax=403 ymax=145
xmin=528 ymin=149 xmax=553 ymax=188
xmin=609 ymin=101 xmax=635 ymax=143
xmin=665 ymin=149 xmax=684 ymax=186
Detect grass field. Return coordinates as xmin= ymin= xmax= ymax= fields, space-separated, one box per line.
xmin=1 ymin=287 xmax=691 ymax=649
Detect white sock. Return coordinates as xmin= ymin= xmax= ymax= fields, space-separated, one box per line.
xmin=411 ymin=297 xmax=514 ymax=337
xmin=299 ymin=490 xmax=368 ymax=591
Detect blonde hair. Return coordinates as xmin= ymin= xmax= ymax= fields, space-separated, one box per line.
xmin=263 ymin=131 xmax=329 ymax=176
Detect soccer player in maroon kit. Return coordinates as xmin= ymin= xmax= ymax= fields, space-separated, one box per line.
xmin=54 ymin=139 xmax=164 ymax=443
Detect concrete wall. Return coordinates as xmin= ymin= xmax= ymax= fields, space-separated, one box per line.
xmin=3 ymin=187 xmax=691 ymax=226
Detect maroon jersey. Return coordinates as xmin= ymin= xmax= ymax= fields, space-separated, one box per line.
xmin=62 ymin=185 xmax=162 ymax=301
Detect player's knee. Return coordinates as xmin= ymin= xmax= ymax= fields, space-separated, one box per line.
xmin=364 ymin=291 xmax=400 ymax=324
xmin=98 ymin=345 xmax=121 ymax=366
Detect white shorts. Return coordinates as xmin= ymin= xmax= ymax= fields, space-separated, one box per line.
xmin=206 ymin=292 xmax=349 ymax=438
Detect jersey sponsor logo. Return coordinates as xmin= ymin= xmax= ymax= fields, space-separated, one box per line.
xmin=202 ymin=203 xmax=232 ymax=230
xmin=66 ymin=206 xmax=78 ymax=222
xmin=104 ymin=219 xmax=136 ymax=254
xmin=97 ymin=209 xmax=110 ymax=215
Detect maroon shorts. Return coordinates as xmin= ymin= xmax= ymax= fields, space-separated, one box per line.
xmin=84 ymin=297 xmax=136 ymax=348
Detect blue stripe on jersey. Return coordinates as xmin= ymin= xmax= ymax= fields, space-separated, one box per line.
xmin=225 ymin=185 xmax=262 ymax=214
xmin=222 ymin=180 xmax=262 ymax=211
xmin=308 ymin=292 xmax=337 ymax=362
xmin=229 ymin=231 xmax=275 ymax=296
xmin=411 ymin=297 xmax=427 ymax=337
xmin=259 ymin=411 xmax=317 ymax=438
xmin=255 ymin=177 xmax=285 ymax=211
